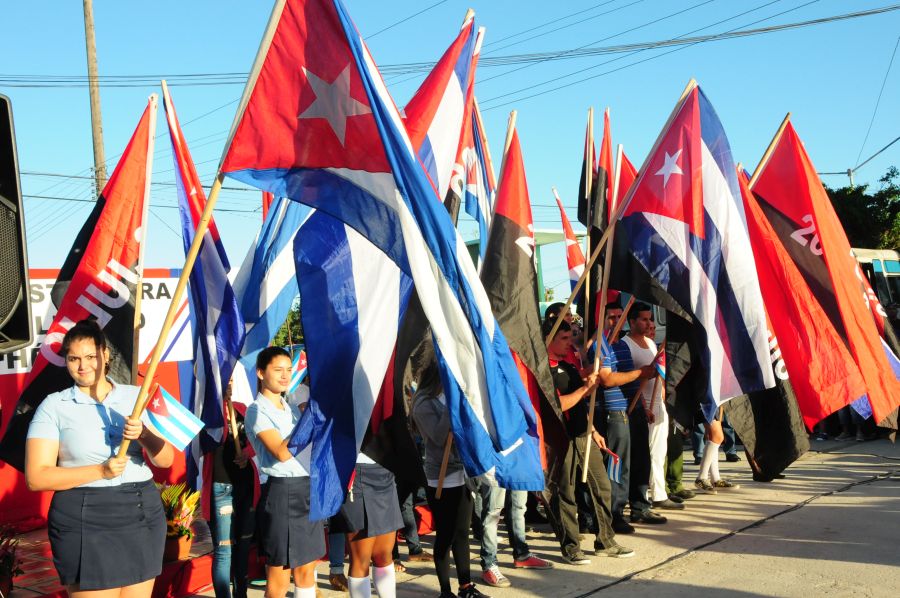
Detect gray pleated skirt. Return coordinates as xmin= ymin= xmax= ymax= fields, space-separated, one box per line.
xmin=48 ymin=479 xmax=165 ymax=590
xmin=257 ymin=476 xmax=325 ymax=568
xmin=330 ymin=462 xmax=403 ymax=538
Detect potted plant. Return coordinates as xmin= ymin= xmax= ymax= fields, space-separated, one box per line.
xmin=0 ymin=525 xmax=24 ymax=598
xmin=157 ymin=483 xmax=201 ymax=562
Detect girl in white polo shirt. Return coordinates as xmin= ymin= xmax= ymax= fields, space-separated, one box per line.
xmin=245 ymin=347 xmax=320 ymax=598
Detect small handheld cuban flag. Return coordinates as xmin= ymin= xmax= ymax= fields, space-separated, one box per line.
xmin=604 ymin=448 xmax=622 ymax=484
xmin=289 ymin=348 xmax=308 ymax=394
xmin=144 ymin=384 xmax=205 ymax=451
xmin=655 ymin=350 xmax=666 ymax=379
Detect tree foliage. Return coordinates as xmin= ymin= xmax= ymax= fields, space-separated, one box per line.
xmin=826 ymin=167 xmax=900 ymax=249
xmin=272 ymin=298 xmax=303 ymax=347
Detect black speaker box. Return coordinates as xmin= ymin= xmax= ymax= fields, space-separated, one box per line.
xmin=0 ymin=94 xmax=32 ymax=353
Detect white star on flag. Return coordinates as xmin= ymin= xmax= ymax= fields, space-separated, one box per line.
xmin=298 ymin=64 xmax=372 ymax=146
xmin=655 ymin=148 xmax=684 ymax=188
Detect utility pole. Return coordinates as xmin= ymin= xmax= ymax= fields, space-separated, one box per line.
xmin=83 ymin=0 xmax=107 ymax=197
xmin=847 ymin=168 xmax=855 ymax=188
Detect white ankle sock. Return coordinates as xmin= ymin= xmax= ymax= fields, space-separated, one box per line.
xmin=294 ymin=585 xmax=316 ymax=598
xmin=710 ymin=445 xmax=721 ymax=482
xmin=372 ymin=565 xmax=396 ymax=598
xmin=699 ymin=441 xmax=720 ymax=481
xmin=348 ymin=576 xmax=372 ymax=598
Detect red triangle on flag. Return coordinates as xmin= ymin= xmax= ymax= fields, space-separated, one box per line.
xmin=622 ymin=88 xmax=704 ymax=238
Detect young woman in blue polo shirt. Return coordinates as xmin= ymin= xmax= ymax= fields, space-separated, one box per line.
xmin=245 ymin=347 xmax=322 ymax=598
xmin=25 ymin=319 xmax=175 ymax=597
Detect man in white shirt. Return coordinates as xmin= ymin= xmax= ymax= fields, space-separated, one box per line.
xmin=621 ymin=303 xmax=683 ymax=511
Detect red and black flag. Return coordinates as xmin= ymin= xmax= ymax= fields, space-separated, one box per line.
xmin=480 ymin=121 xmax=566 ymax=477
xmin=751 ymin=121 xmax=900 ymax=426
xmin=0 ymin=97 xmax=157 ymax=470
xmin=576 ymin=109 xmax=614 ymax=337
xmin=739 ymin=167 xmax=867 ymax=427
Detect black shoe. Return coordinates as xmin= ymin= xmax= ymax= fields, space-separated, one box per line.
xmin=666 ymin=494 xmax=684 ymax=504
xmin=693 ymin=456 xmax=702 ymax=465
xmin=652 ymin=499 xmax=685 ymax=510
xmin=631 ymin=510 xmax=667 ymax=524
xmin=459 ymin=583 xmax=491 ymax=598
xmin=612 ymin=518 xmax=635 ymax=534
xmin=672 ymin=488 xmax=696 ymax=500
xmin=725 ymin=453 xmax=741 ymax=462
xmin=439 ymin=593 xmax=458 ymax=598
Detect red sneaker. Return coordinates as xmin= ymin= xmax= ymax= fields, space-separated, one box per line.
xmin=513 ymin=555 xmax=554 ymax=569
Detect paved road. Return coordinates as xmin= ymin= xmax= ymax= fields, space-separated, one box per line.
xmin=242 ymin=438 xmax=900 ymax=597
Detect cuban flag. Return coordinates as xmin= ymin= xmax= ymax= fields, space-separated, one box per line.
xmin=604 ymin=449 xmax=622 ymax=484
xmin=403 ymin=15 xmax=481 ymax=202
xmin=461 ymin=98 xmax=495 ymax=257
xmin=233 ymin=196 xmax=312 ymax=358
xmin=219 ymin=0 xmax=543 ymax=500
xmin=288 ymin=347 xmax=308 ymax=394
xmin=555 ymin=195 xmax=585 ymax=292
xmin=289 ymin=211 xmax=413 ymax=519
xmin=230 ymin=196 xmax=312 ymax=406
xmin=616 ymin=84 xmax=774 ymax=421
xmin=144 ymin=384 xmax=205 ymax=452
xmin=654 ymin=350 xmax=666 ymax=379
xmin=163 ymin=86 xmax=246 ymax=484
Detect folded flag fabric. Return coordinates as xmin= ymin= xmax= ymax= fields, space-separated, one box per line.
xmin=144 ymin=385 xmax=205 ymax=451
xmin=289 ymin=348 xmax=308 ymax=394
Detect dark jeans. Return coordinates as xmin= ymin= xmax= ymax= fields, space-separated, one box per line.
xmin=425 ymin=485 xmax=473 ymax=594
xmin=547 ymin=436 xmax=616 ymax=558
xmin=210 ymin=481 xmax=255 ymax=598
xmin=600 ymin=410 xmax=631 ymax=520
xmin=628 ymin=407 xmax=652 ymax=514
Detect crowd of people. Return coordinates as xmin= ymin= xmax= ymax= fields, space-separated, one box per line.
xmin=25 ymin=305 xmax=767 ymax=598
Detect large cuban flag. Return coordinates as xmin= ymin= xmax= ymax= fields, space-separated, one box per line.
xmin=289 ymin=211 xmax=413 ymax=519
xmin=403 ymin=14 xmax=481 ymax=202
xmin=617 ymin=84 xmax=774 ymax=420
xmin=219 ymin=0 xmax=544 ymax=506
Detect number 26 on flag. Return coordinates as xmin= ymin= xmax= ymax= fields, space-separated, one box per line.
xmin=790 ymin=214 xmax=822 ymax=256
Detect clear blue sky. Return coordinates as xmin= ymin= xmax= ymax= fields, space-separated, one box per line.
xmin=3 ymin=0 xmax=898 ymax=300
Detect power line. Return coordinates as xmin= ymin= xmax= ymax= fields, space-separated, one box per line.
xmin=479 ymin=0 xmax=824 ymax=111
xmin=854 ymin=36 xmax=900 ymax=168
xmin=8 ymin=4 xmax=899 ymax=87
xmin=366 ymin=0 xmax=451 ymax=39
xmin=820 ymin=134 xmax=900 ymax=176
xmin=23 ymin=193 xmax=261 ymax=213
xmin=21 ymin=170 xmax=256 ymax=192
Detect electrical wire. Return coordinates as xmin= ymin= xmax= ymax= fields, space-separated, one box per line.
xmin=479 ymin=0 xmax=823 ymax=111
xmin=854 ymin=36 xmax=900 ymax=168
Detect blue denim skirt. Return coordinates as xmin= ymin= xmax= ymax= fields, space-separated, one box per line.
xmin=48 ymin=479 xmax=165 ymax=590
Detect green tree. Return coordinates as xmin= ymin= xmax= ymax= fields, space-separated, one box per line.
xmin=272 ymin=298 xmax=303 ymax=347
xmin=826 ymin=167 xmax=900 ymax=249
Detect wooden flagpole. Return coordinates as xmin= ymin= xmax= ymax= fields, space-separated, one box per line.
xmin=224 ymin=393 xmax=241 ymax=454
xmin=130 ymin=94 xmax=158 ymax=384
xmin=435 ymin=433 xmax=454 ymax=499
xmin=495 ymin=110 xmax=518 ymax=188
xmin=749 ymin=113 xmax=791 ymax=188
xmin=117 ymin=170 xmax=226 ymax=459
xmin=545 ymin=79 xmax=698 ymax=349
xmin=581 ymin=107 xmax=594 ymax=350
xmin=581 ymin=138 xmax=623 ymax=482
